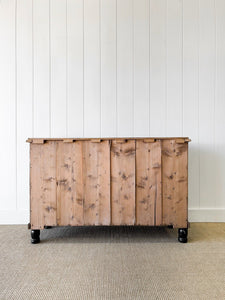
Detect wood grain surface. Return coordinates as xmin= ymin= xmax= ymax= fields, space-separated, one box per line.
xmin=30 ymin=142 xmax=57 ymax=229
xmin=136 ymin=140 xmax=162 ymax=225
xmin=111 ymin=140 xmax=136 ymax=225
xmin=82 ymin=140 xmax=110 ymax=225
xmin=30 ymin=138 xmax=189 ymax=229
xmin=56 ymin=141 xmax=84 ymax=226
xmin=162 ymin=140 xmax=188 ymax=228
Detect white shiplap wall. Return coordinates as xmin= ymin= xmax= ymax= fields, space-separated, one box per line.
xmin=0 ymin=0 xmax=225 ymax=224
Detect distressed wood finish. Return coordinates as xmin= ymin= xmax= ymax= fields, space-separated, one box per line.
xmin=82 ymin=140 xmax=110 ymax=225
xmin=29 ymin=137 xmax=189 ymax=230
xmin=30 ymin=142 xmax=57 ymax=229
xmin=162 ymin=140 xmax=188 ymax=228
xmin=56 ymin=140 xmax=110 ymax=226
xmin=111 ymin=140 xmax=136 ymax=225
xmin=56 ymin=141 xmax=84 ymax=226
xmin=136 ymin=140 xmax=162 ymax=225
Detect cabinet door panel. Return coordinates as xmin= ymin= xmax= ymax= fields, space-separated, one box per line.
xmin=56 ymin=141 xmax=84 ymax=226
xmin=111 ymin=140 xmax=135 ymax=225
xmin=57 ymin=140 xmax=110 ymax=226
xmin=30 ymin=142 xmax=57 ymax=229
xmin=83 ymin=140 xmax=111 ymax=225
xmin=136 ymin=140 xmax=162 ymax=225
xmin=162 ymin=140 xmax=188 ymax=228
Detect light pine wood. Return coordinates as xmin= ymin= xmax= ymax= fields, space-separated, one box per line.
xmin=56 ymin=141 xmax=84 ymax=226
xmin=83 ymin=140 xmax=110 ymax=225
xmin=136 ymin=140 xmax=162 ymax=225
xmin=27 ymin=137 xmax=190 ymax=143
xmin=111 ymin=140 xmax=136 ymax=225
xmin=30 ymin=142 xmax=57 ymax=229
xmin=29 ymin=138 xmax=189 ymax=229
xmin=162 ymin=140 xmax=188 ymax=228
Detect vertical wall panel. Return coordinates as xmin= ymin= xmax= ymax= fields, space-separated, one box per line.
xmin=183 ymin=0 xmax=199 ymax=209
xmin=33 ymin=0 xmax=50 ymax=137
xmin=199 ymin=0 xmax=216 ymax=208
xmin=17 ymin=0 xmax=33 ymax=210
xmin=215 ymin=0 xmax=225 ymax=208
xmin=117 ymin=0 xmax=133 ymax=137
xmin=67 ymin=0 xmax=84 ymax=137
xmin=50 ymin=0 xmax=67 ymax=137
xmin=133 ymin=0 xmax=150 ymax=137
xmin=150 ymin=0 xmax=166 ymax=136
xmin=0 ymin=0 xmax=16 ymax=210
xmin=84 ymin=0 xmax=100 ymax=137
xmin=1 ymin=0 xmax=225 ymax=223
xmin=166 ymin=0 xmax=182 ymax=136
xmin=101 ymin=0 xmax=117 ymax=137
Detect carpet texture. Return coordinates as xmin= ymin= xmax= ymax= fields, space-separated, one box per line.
xmin=0 ymin=223 xmax=225 ymax=300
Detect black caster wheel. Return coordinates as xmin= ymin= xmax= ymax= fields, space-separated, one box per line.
xmin=31 ymin=230 xmax=40 ymax=244
xmin=44 ymin=226 xmax=52 ymax=229
xmin=178 ymin=228 xmax=188 ymax=243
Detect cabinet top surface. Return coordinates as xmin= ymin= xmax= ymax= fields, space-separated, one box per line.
xmin=27 ymin=137 xmax=191 ymax=143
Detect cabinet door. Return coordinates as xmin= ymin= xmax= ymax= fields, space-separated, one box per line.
xmin=30 ymin=142 xmax=57 ymax=229
xmin=136 ymin=140 xmax=162 ymax=225
xmin=111 ymin=140 xmax=136 ymax=225
xmin=57 ymin=140 xmax=111 ymax=226
xmin=162 ymin=140 xmax=188 ymax=228
xmin=82 ymin=140 xmax=110 ymax=225
xmin=56 ymin=141 xmax=84 ymax=226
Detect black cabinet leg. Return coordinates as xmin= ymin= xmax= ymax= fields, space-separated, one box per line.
xmin=44 ymin=226 xmax=52 ymax=229
xmin=178 ymin=228 xmax=188 ymax=243
xmin=31 ymin=230 xmax=40 ymax=244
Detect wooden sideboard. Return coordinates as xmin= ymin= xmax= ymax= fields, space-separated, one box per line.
xmin=27 ymin=137 xmax=191 ymax=243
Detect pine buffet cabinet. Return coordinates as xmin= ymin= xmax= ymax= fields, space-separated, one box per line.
xmin=27 ymin=137 xmax=191 ymax=243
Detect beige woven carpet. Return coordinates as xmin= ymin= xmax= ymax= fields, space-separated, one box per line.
xmin=0 ymin=223 xmax=225 ymax=300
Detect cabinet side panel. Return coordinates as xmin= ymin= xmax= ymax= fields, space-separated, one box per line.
xmin=136 ymin=140 xmax=162 ymax=225
xmin=111 ymin=140 xmax=135 ymax=225
xmin=30 ymin=142 xmax=57 ymax=229
xmin=162 ymin=140 xmax=188 ymax=228
xmin=56 ymin=142 xmax=84 ymax=226
xmin=83 ymin=141 xmax=110 ymax=225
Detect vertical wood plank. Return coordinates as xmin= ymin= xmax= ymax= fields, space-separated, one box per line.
xmin=111 ymin=140 xmax=135 ymax=225
xmin=33 ymin=0 xmax=50 ymax=137
xmin=0 ymin=0 xmax=16 ymax=210
xmin=199 ymin=0 xmax=216 ymax=208
xmin=166 ymin=0 xmax=182 ymax=136
xmin=83 ymin=141 xmax=110 ymax=225
xmin=56 ymin=142 xmax=84 ymax=226
xmin=84 ymin=0 xmax=101 ymax=137
xmin=50 ymin=0 xmax=67 ymax=137
xmin=150 ymin=0 xmax=166 ymax=136
xmin=101 ymin=0 xmax=117 ymax=137
xmin=136 ymin=140 xmax=162 ymax=225
xmin=30 ymin=142 xmax=57 ymax=229
xmin=67 ymin=0 xmax=84 ymax=137
xmin=17 ymin=0 xmax=33 ymax=211
xmin=162 ymin=140 xmax=188 ymax=228
xmin=133 ymin=0 xmax=150 ymax=137
xmin=183 ymin=0 xmax=199 ymax=209
xmin=117 ymin=0 xmax=133 ymax=137
xmin=215 ymin=0 xmax=225 ymax=208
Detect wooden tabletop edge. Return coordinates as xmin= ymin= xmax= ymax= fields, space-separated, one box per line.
xmin=26 ymin=137 xmax=191 ymax=143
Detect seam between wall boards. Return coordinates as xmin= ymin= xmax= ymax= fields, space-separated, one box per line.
xmin=15 ymin=0 xmax=18 ymax=210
